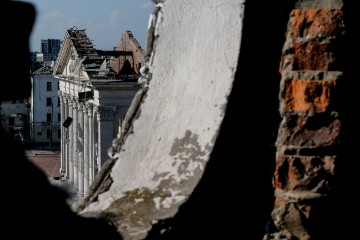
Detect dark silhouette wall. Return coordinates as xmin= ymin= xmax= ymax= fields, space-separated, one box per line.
xmin=2 ymin=1 xmax=360 ymax=239
xmin=0 ymin=1 xmax=122 ymax=239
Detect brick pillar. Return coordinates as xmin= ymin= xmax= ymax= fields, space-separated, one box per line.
xmin=264 ymin=1 xmax=345 ymax=239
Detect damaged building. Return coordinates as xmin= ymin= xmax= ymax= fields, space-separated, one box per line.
xmin=53 ymin=27 xmax=144 ymax=197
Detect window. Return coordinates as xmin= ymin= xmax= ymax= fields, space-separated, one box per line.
xmin=11 ymin=99 xmax=16 ymax=104
xmin=47 ymin=129 xmax=51 ymax=139
xmin=37 ymin=132 xmax=42 ymax=136
xmin=58 ymin=97 xmax=60 ymax=106
xmin=58 ymin=129 xmax=61 ymax=138
xmin=46 ymin=97 xmax=52 ymax=107
xmin=47 ymin=113 xmax=52 ymax=123
xmin=58 ymin=113 xmax=61 ymax=121
xmin=46 ymin=82 xmax=52 ymax=91
xmin=19 ymin=99 xmax=24 ymax=103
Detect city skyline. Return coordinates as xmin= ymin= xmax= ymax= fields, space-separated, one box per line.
xmin=21 ymin=0 xmax=155 ymax=52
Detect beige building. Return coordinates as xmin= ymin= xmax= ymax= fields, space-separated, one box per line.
xmin=53 ymin=27 xmax=144 ymax=197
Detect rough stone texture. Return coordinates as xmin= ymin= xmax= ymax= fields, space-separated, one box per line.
xmin=292 ymin=41 xmax=338 ymax=71
xmin=295 ymin=0 xmax=343 ymax=9
xmin=276 ymin=115 xmax=341 ymax=150
xmin=270 ymin=202 xmax=310 ymax=240
xmin=273 ymin=155 xmax=335 ymax=192
xmin=264 ymin=1 xmax=348 ymax=239
xmin=282 ymin=79 xmax=336 ymax=112
xmin=280 ymin=8 xmax=346 ymax=73
xmin=289 ymin=9 xmax=344 ymax=38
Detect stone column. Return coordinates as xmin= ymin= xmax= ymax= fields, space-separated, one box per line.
xmin=67 ymin=96 xmax=74 ymax=183
xmin=64 ymin=96 xmax=70 ymax=179
xmin=83 ymin=103 xmax=91 ymax=197
xmin=88 ymin=104 xmax=94 ymax=185
xmin=77 ymin=103 xmax=85 ymax=196
xmin=61 ymin=92 xmax=70 ymax=179
xmin=95 ymin=107 xmax=101 ymax=173
xmin=72 ymin=98 xmax=78 ymax=189
xmin=58 ymin=91 xmax=66 ymax=175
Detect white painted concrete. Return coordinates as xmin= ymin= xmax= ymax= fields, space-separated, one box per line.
xmin=81 ymin=0 xmax=245 ymax=238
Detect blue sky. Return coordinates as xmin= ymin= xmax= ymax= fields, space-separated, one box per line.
xmin=21 ymin=0 xmax=155 ymax=52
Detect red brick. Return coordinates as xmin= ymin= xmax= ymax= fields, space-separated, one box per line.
xmin=282 ymin=79 xmax=336 ymax=112
xmin=276 ymin=115 xmax=341 ymax=148
xmin=290 ymin=9 xmax=344 ymax=38
xmin=273 ymin=154 xmax=335 ymax=192
xmin=293 ymin=41 xmax=336 ymax=70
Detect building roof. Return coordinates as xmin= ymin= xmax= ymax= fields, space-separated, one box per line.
xmin=31 ymin=62 xmax=55 ymax=75
xmin=53 ymin=26 xmax=143 ymax=82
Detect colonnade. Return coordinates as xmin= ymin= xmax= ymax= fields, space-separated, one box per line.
xmin=58 ymin=91 xmax=115 ymax=197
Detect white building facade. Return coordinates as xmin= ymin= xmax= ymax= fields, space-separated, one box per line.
xmin=54 ymin=27 xmax=144 ymax=197
xmin=30 ymin=64 xmax=61 ymax=147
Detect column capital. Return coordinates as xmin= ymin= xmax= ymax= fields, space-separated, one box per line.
xmin=78 ymin=102 xmax=86 ymax=111
xmin=85 ymin=102 xmax=94 ymax=117
xmin=57 ymin=90 xmax=64 ymax=98
xmin=71 ymin=97 xmax=79 ymax=108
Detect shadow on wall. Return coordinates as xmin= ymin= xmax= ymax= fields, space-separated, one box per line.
xmin=145 ymin=1 xmax=360 ymax=239
xmin=145 ymin=1 xmax=293 ymax=239
xmin=320 ymin=1 xmax=360 ymax=239
xmin=0 ymin=1 xmax=122 ymax=239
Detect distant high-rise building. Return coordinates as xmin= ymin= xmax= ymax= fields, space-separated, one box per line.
xmin=41 ymin=39 xmax=61 ymax=61
xmin=29 ymin=51 xmax=44 ymax=72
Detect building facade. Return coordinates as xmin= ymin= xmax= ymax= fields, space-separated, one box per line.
xmin=0 ymin=98 xmax=30 ymax=139
xmin=41 ymin=39 xmax=61 ymax=62
xmin=54 ymin=27 xmax=144 ymax=197
xmin=30 ymin=63 xmax=61 ymax=147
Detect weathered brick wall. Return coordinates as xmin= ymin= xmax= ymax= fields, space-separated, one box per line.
xmin=264 ymin=1 xmax=347 ymax=239
xmin=110 ymin=30 xmax=145 ymax=75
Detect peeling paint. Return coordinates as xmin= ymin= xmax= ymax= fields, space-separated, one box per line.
xmin=105 ymin=187 xmax=182 ymax=239
xmin=168 ymin=130 xmax=208 ymax=180
xmin=79 ymin=1 xmax=245 ymax=239
xmin=169 ymin=130 xmax=206 ymax=158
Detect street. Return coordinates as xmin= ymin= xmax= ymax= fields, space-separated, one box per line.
xmin=25 ymin=149 xmax=62 ymax=179
xmin=25 ymin=148 xmax=81 ymax=209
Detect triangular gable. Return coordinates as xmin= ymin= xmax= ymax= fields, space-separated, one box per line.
xmin=53 ymin=28 xmax=75 ymax=76
xmin=53 ymin=27 xmax=95 ymax=81
xmin=109 ymin=30 xmax=145 ymax=75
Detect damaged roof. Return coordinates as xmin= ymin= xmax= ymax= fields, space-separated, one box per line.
xmin=32 ymin=62 xmax=54 ymax=75
xmin=53 ymin=26 xmax=143 ymax=82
